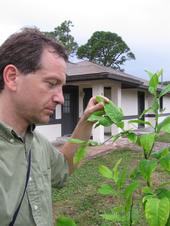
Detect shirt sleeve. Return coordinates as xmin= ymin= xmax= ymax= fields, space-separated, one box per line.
xmin=49 ymin=143 xmax=69 ymax=188
xmin=34 ymin=132 xmax=69 ymax=188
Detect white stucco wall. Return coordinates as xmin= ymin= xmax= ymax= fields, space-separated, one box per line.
xmin=79 ymin=87 xmax=84 ymax=117
xmin=121 ymin=89 xmax=138 ymax=116
xmin=145 ymin=92 xmax=170 ymax=125
xmin=92 ymin=84 xmax=105 ymax=142
xmin=36 ymin=124 xmax=61 ymax=142
xmin=163 ymin=94 xmax=170 ymax=113
xmin=55 ymin=105 xmax=61 ymax=119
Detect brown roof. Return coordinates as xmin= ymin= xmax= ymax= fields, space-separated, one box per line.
xmin=66 ymin=61 xmax=165 ymax=90
xmin=66 ymin=61 xmax=143 ymax=86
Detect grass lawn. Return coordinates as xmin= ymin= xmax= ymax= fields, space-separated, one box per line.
xmin=52 ymin=147 xmax=170 ymax=226
xmin=156 ymin=132 xmax=170 ymax=143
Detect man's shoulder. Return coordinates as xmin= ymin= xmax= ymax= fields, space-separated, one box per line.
xmin=33 ymin=130 xmax=60 ymax=153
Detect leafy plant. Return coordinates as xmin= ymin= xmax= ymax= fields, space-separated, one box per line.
xmin=57 ymin=69 xmax=170 ymax=226
xmin=56 ymin=216 xmax=77 ymax=226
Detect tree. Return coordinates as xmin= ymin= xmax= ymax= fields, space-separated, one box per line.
xmin=44 ymin=20 xmax=78 ymax=57
xmin=77 ymin=31 xmax=135 ymax=71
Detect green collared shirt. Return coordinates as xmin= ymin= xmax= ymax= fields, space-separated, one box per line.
xmin=0 ymin=122 xmax=68 ymax=226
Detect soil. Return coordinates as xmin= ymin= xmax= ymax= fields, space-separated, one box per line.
xmin=86 ymin=137 xmax=170 ymax=159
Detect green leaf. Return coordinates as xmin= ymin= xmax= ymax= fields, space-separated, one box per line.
xmin=124 ymin=181 xmax=138 ymax=212
xmin=151 ymin=147 xmax=169 ymax=160
xmin=98 ymin=184 xmax=116 ymax=195
xmin=104 ymin=101 xmax=124 ymax=125
xmin=139 ymin=107 xmax=152 ymax=119
xmin=116 ymin=120 xmax=124 ymax=129
xmin=139 ymin=159 xmax=157 ymax=181
xmin=99 ymin=165 xmax=113 ymax=179
xmin=68 ymin=138 xmax=87 ymax=145
xmin=87 ymin=114 xmax=104 ymax=122
xmin=160 ymin=153 xmax=170 ymax=172
xmin=148 ymin=74 xmax=159 ymax=95
xmin=165 ymin=216 xmax=170 ymax=226
xmin=111 ymin=134 xmax=121 ymax=142
xmin=156 ymin=188 xmax=170 ymax=199
xmin=99 ymin=116 xmax=113 ymax=127
xmin=142 ymin=186 xmax=154 ymax=195
xmin=130 ymin=166 xmax=141 ymax=180
xmin=113 ymin=158 xmax=122 ymax=184
xmin=157 ymin=68 xmax=164 ymax=78
xmin=100 ymin=213 xmax=124 ymax=222
xmin=128 ymin=119 xmax=152 ymax=127
xmin=159 ymin=84 xmax=170 ymax=97
xmin=124 ymin=181 xmax=138 ymax=199
xmin=144 ymin=197 xmax=170 ymax=226
xmin=94 ymin=122 xmax=100 ymax=128
xmin=116 ymin=169 xmax=127 ymax=188
xmin=56 ymin=216 xmax=77 ymax=226
xmin=145 ymin=70 xmax=154 ymax=79
xmin=151 ymin=98 xmax=159 ymax=113
xmin=87 ymin=110 xmax=105 ymax=122
xmin=87 ymin=140 xmax=99 ymax=146
xmin=127 ymin=131 xmax=138 ymax=144
xmin=73 ymin=145 xmax=87 ymax=164
xmin=157 ymin=116 xmax=170 ymax=133
xmin=140 ymin=133 xmax=155 ymax=155
xmin=96 ymin=95 xmax=105 ymax=103
xmin=91 ymin=110 xmax=105 ymax=116
xmin=143 ymin=194 xmax=155 ymax=205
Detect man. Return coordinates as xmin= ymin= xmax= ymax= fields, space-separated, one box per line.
xmin=0 ymin=27 xmax=107 ymax=226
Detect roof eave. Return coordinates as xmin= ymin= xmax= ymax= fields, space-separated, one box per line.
xmin=66 ymin=72 xmax=142 ymax=86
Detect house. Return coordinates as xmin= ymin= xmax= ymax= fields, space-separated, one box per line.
xmin=36 ymin=61 xmax=170 ymax=142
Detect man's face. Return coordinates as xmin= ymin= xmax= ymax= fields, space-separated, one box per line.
xmin=14 ymin=48 xmax=66 ymax=125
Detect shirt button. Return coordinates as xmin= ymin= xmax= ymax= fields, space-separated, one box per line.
xmin=34 ymin=205 xmax=38 ymax=210
xmin=9 ymin=138 xmax=14 ymax=143
xmin=29 ymin=177 xmax=32 ymax=182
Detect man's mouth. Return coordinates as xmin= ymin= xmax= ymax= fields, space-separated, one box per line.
xmin=44 ymin=108 xmax=55 ymax=115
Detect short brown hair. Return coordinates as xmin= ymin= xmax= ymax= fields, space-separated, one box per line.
xmin=0 ymin=27 xmax=68 ymax=90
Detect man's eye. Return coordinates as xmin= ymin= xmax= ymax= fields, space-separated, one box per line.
xmin=48 ymin=81 xmax=57 ymax=88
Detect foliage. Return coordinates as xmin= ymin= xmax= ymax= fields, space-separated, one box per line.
xmin=53 ymin=149 xmax=147 ymax=226
xmin=77 ymin=31 xmax=135 ymax=71
xmin=44 ymin=20 xmax=78 ymax=57
xmin=57 ymin=69 xmax=170 ymax=226
xmin=53 ymin=149 xmax=169 ymax=226
xmin=56 ymin=216 xmax=76 ymax=226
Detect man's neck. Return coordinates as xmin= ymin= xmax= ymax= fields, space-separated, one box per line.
xmin=0 ymin=97 xmax=28 ymax=136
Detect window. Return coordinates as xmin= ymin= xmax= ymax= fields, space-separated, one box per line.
xmin=63 ymin=93 xmax=70 ymax=113
xmin=160 ymin=96 xmax=163 ymax=111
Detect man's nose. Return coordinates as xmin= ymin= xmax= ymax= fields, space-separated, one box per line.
xmin=52 ymin=87 xmax=64 ymax=105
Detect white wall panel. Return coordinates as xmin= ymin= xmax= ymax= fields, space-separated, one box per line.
xmin=36 ymin=124 xmax=61 ymax=142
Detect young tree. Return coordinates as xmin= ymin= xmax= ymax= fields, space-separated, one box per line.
xmin=44 ymin=20 xmax=78 ymax=57
xmin=77 ymin=31 xmax=135 ymax=71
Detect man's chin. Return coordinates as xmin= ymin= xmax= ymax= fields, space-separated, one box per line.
xmin=33 ymin=116 xmax=51 ymax=125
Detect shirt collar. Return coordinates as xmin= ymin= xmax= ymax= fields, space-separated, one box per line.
xmin=0 ymin=122 xmax=35 ymax=142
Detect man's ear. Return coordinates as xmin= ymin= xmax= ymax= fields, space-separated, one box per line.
xmin=3 ymin=64 xmax=19 ymax=91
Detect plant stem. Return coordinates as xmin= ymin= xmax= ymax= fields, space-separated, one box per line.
xmin=102 ymin=135 xmax=113 ymax=144
xmin=129 ymin=197 xmax=133 ymax=226
xmin=147 ymin=180 xmax=150 ymax=187
xmin=158 ymin=181 xmax=170 ymax=188
xmin=147 ymin=97 xmax=159 ymax=159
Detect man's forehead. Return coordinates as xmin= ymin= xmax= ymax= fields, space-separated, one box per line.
xmin=40 ymin=48 xmax=66 ymax=68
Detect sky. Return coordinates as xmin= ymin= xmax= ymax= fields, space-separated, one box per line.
xmin=0 ymin=0 xmax=170 ymax=81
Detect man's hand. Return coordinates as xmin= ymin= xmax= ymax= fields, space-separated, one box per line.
xmin=81 ymin=96 xmax=110 ymax=123
xmin=61 ymin=96 xmax=110 ymax=174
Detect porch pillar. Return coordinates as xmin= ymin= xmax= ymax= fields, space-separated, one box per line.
xmin=111 ymin=82 xmax=122 ymax=135
xmin=78 ymin=87 xmax=84 ymax=117
xmin=92 ymin=84 xmax=105 ymax=143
